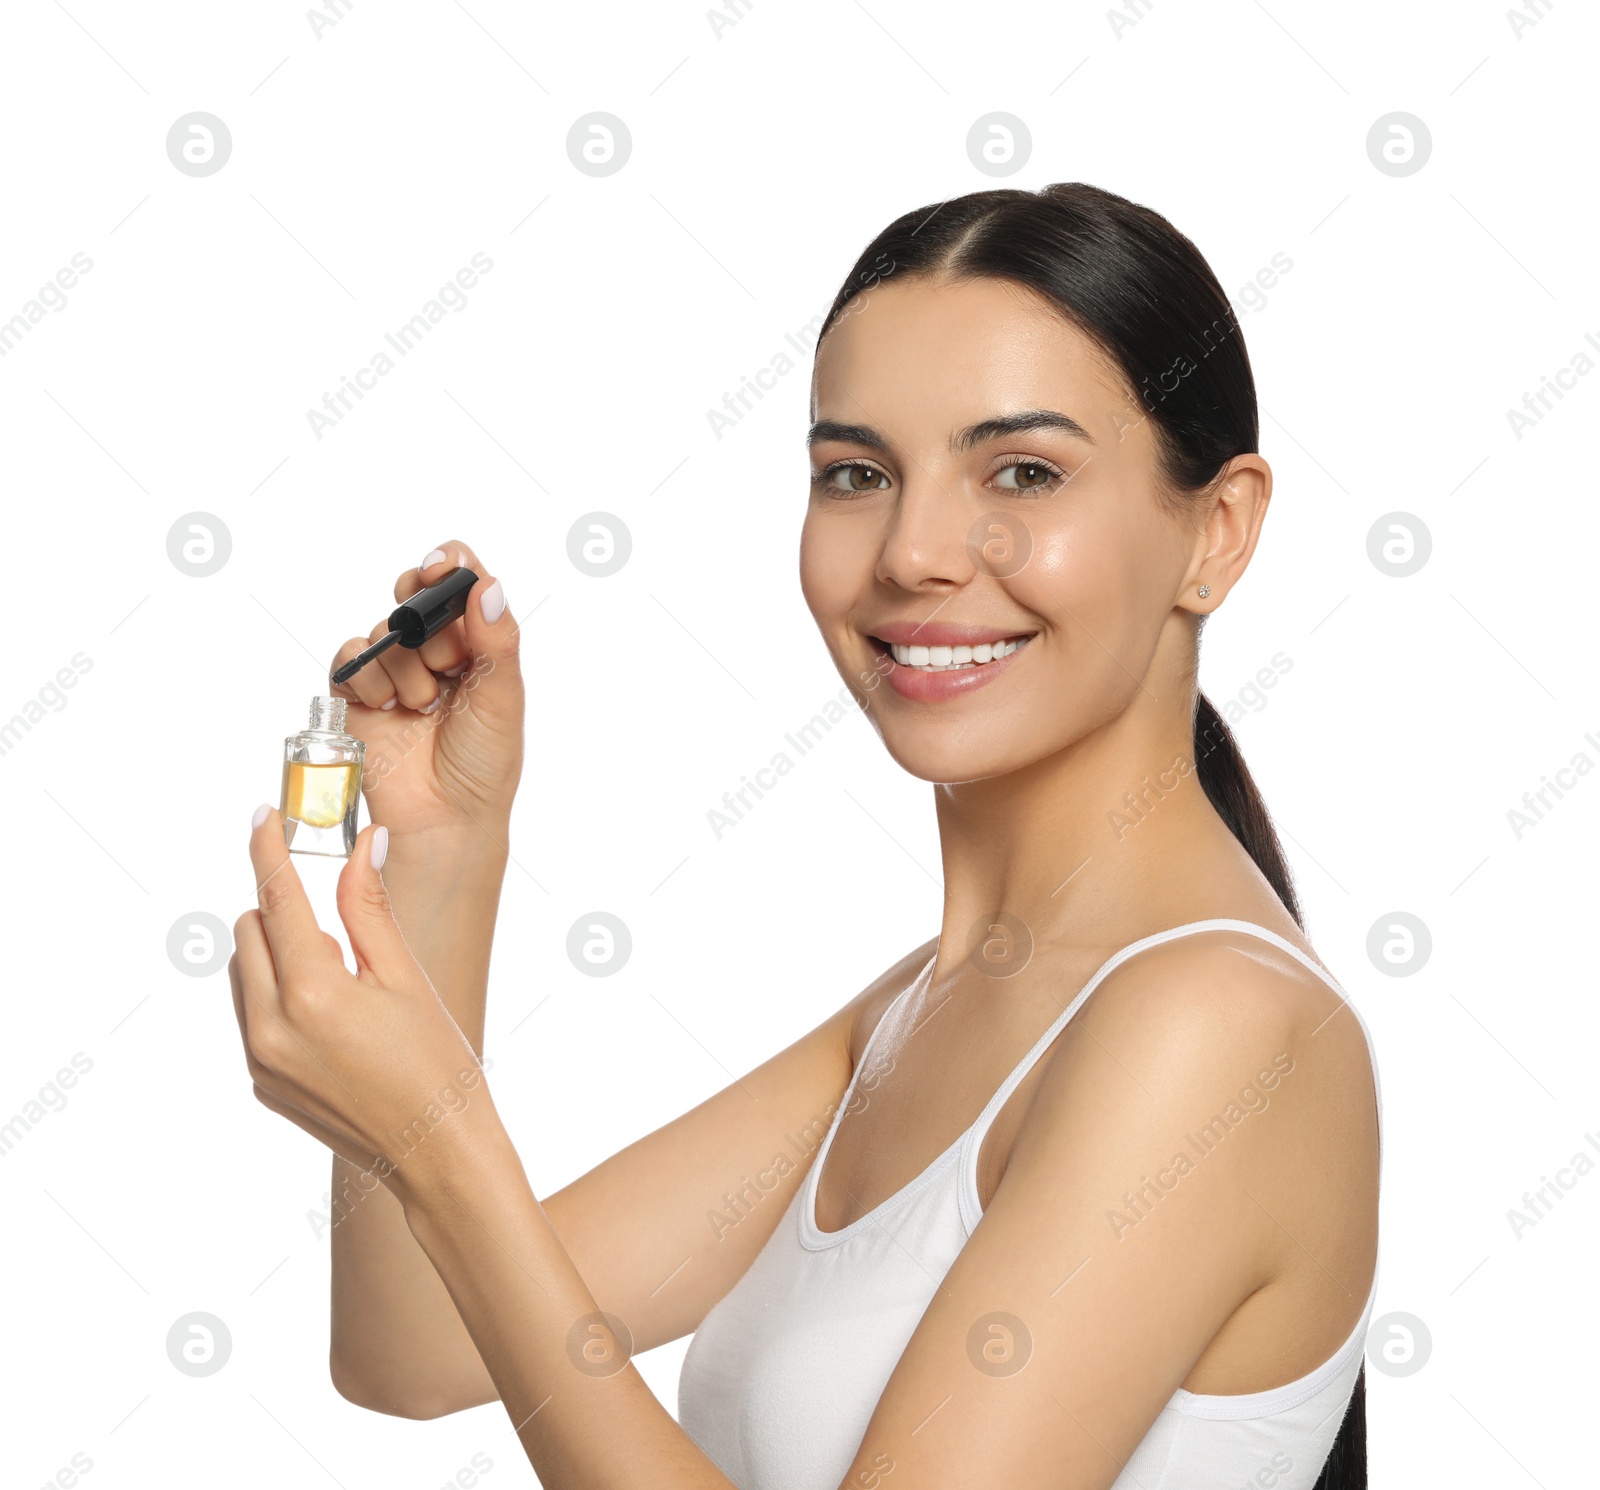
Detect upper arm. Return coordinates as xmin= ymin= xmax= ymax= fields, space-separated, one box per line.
xmin=832 ymin=940 xmax=1322 ymax=1490
xmin=542 ymin=940 xmax=939 ymax=1355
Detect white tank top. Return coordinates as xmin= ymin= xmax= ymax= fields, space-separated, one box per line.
xmin=678 ymin=919 xmax=1382 ymax=1490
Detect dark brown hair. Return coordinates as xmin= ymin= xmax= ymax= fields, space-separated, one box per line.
xmin=812 ymin=181 xmax=1363 ymax=1488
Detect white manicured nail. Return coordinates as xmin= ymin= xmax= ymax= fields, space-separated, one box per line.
xmin=252 ymin=803 xmax=271 ymax=828
xmin=481 ymin=578 xmax=505 ymax=624
xmin=380 ymin=696 xmax=397 ymax=710
xmin=370 ymin=826 xmax=389 ymax=872
xmin=420 ymin=548 xmax=448 ymax=570
xmin=420 ymin=695 xmax=441 ymax=713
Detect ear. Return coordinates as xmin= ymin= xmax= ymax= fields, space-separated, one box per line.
xmin=1186 ymin=455 xmax=1271 ymax=609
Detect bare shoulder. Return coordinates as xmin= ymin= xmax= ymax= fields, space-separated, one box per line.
xmin=1063 ymin=925 xmax=1373 ymax=1097
xmin=1015 ymin=923 xmax=1379 ymax=1299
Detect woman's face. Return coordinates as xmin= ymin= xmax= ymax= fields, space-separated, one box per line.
xmin=800 ymin=273 xmax=1212 ymax=786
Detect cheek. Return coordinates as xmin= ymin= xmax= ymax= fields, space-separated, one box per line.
xmin=799 ymin=513 xmax=869 ymax=623
xmin=1005 ymin=513 xmax=1152 ymax=647
xmin=1005 ymin=521 xmax=1117 ymax=616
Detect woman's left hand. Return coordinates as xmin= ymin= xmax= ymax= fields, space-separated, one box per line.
xmin=229 ymin=805 xmax=503 ymax=1207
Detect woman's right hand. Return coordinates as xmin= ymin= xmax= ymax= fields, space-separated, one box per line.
xmin=328 ymin=539 xmax=524 ymax=842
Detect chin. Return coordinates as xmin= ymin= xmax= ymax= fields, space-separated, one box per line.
xmin=870 ymin=725 xmax=1039 ymax=788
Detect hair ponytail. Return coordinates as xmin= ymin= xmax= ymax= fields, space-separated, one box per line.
xmin=815 ymin=181 xmax=1365 ymax=1488
xmin=1192 ymin=690 xmax=1301 ymax=926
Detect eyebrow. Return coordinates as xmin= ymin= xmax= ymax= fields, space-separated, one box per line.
xmin=806 ymin=407 xmax=1096 ymax=455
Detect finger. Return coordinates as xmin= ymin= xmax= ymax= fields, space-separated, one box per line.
xmin=230 ymin=914 xmax=319 ymax=1089
xmin=330 ymin=635 xmax=399 ymax=711
xmin=391 ymin=540 xmax=484 ymax=621
xmin=229 ymin=930 xmax=329 ymax=1109
xmin=231 ymin=908 xmax=278 ymax=1014
xmin=453 ymin=568 xmax=521 ymax=725
xmin=367 ymin=618 xmax=443 ymax=713
xmin=416 ymin=624 xmax=469 ymax=677
xmin=403 ymin=542 xmax=479 ymax=674
xmin=228 ymin=938 xmax=258 ymax=1058
xmin=248 ymin=805 xmax=334 ymax=986
xmin=404 ymin=539 xmax=487 ymax=599
xmin=336 ymin=824 xmax=427 ymax=990
xmin=364 ymin=615 xmax=439 ymax=712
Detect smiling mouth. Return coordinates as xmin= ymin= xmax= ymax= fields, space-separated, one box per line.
xmin=869 ymin=635 xmax=1035 ymax=673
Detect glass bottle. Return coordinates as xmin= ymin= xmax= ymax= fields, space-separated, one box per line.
xmin=280 ymin=696 xmax=366 ymax=857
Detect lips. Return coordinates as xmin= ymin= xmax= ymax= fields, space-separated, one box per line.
xmin=870 ymin=631 xmax=1032 ymax=702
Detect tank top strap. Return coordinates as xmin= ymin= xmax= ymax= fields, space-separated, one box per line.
xmin=955 ymin=917 xmax=1381 ymax=1230
xmin=825 ymin=952 xmax=938 ymax=1152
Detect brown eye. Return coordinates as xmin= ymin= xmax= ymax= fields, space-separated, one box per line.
xmin=993 ymin=461 xmax=1057 ymax=492
xmin=985 ymin=460 xmax=1062 ymax=496
xmin=818 ymin=463 xmax=889 ymax=493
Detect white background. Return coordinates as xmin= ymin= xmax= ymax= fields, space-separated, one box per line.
xmin=2 ymin=0 xmax=1595 ymax=1485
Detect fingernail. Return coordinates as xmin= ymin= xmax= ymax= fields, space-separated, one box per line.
xmin=442 ymin=661 xmax=469 ymax=677
xmin=481 ymin=578 xmax=505 ymax=624
xmin=420 ymin=695 xmax=441 ymax=714
xmin=421 ymin=548 xmax=448 ymax=570
xmin=380 ymin=696 xmax=398 ymax=710
xmin=370 ymin=826 xmax=389 ymax=872
xmin=252 ymin=803 xmax=272 ymax=829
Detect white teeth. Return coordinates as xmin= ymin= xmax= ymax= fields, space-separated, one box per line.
xmin=886 ymin=636 xmax=1030 ymax=671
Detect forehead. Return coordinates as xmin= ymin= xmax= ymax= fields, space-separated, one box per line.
xmin=810 ymin=274 xmax=1132 ymax=435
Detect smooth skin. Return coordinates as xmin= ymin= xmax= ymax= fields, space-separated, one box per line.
xmin=230 ymin=274 xmax=1378 ymax=1488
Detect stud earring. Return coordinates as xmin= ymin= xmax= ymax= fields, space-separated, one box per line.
xmin=1197 ymin=583 xmax=1211 ymax=598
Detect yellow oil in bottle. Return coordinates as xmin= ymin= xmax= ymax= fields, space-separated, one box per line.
xmin=282 ymin=760 xmax=361 ymax=829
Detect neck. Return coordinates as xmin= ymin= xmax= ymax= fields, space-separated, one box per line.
xmin=929 ymin=685 xmax=1252 ymax=977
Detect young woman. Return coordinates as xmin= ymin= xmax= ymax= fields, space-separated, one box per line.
xmin=230 ymin=182 xmax=1382 ymax=1490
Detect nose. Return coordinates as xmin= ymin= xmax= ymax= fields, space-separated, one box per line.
xmin=874 ymin=471 xmax=980 ymax=594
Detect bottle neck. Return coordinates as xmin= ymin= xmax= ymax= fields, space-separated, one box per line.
xmin=308 ymin=696 xmax=347 ymax=732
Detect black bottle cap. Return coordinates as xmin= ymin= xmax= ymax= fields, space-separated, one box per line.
xmin=388 ymin=566 xmax=480 ymax=647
